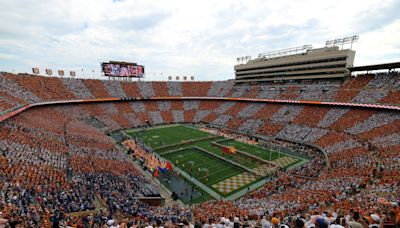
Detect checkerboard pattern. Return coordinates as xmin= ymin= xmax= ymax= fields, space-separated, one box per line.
xmin=273 ymin=156 xmax=298 ymax=168
xmin=252 ymin=164 xmax=278 ymax=176
xmin=212 ymin=172 xmax=257 ymax=194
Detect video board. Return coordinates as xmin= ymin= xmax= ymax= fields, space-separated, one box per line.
xmin=101 ymin=61 xmax=144 ymax=77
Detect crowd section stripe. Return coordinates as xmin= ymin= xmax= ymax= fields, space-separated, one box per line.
xmin=1 ymin=96 xmax=399 ymax=123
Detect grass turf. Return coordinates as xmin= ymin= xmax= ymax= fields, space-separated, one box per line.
xmin=219 ymin=139 xmax=281 ymax=161
xmin=127 ymin=124 xmax=303 ymax=198
xmin=164 ymin=148 xmax=243 ymax=186
xmin=128 ymin=125 xmax=211 ymax=148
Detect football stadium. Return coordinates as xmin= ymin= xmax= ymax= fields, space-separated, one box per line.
xmin=0 ymin=1 xmax=399 ymax=227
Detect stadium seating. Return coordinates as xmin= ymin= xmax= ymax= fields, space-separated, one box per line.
xmin=102 ymin=80 xmax=127 ymax=97
xmin=182 ymin=82 xmax=212 ymax=97
xmin=333 ymin=75 xmax=373 ymax=102
xmin=137 ymin=81 xmax=155 ymax=97
xmin=167 ymin=81 xmax=183 ymax=96
xmin=83 ymin=79 xmax=111 ymax=98
xmin=150 ymin=82 xmax=169 ymax=97
xmin=62 ymin=78 xmax=95 ymax=99
xmin=0 ymin=72 xmax=399 ymax=227
xmin=1 ymin=72 xmax=400 ymax=113
xmin=379 ymin=90 xmax=400 ymax=104
xmin=120 ymin=81 xmax=141 ymax=97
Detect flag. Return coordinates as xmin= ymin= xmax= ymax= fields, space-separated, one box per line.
xmin=166 ymin=161 xmax=172 ymax=170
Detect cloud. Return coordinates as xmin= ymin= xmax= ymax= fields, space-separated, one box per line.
xmin=354 ymin=19 xmax=400 ymax=65
xmin=0 ymin=0 xmax=399 ymax=80
xmin=350 ymin=0 xmax=400 ymax=34
xmin=102 ymin=12 xmax=170 ymax=31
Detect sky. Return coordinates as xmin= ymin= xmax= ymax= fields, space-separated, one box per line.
xmin=0 ymin=0 xmax=399 ymax=81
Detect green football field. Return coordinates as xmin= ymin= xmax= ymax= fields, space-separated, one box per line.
xmin=127 ymin=124 xmax=306 ymax=198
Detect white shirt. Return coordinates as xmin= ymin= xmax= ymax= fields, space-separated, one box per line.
xmin=261 ymin=218 xmax=271 ymax=228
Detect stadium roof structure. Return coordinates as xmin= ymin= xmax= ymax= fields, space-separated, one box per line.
xmin=349 ymin=61 xmax=400 ymax=72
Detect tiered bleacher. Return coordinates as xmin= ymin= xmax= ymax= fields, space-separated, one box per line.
xmin=0 ymin=72 xmax=398 ymax=227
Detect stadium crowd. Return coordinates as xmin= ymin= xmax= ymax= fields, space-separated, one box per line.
xmin=1 ymin=72 xmax=400 ymax=113
xmin=0 ymin=72 xmax=399 ymax=227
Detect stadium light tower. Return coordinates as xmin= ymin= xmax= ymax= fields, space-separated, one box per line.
xmin=345 ymin=35 xmax=359 ymax=49
xmin=325 ymin=35 xmax=359 ymax=50
xmin=236 ymin=56 xmax=251 ymax=64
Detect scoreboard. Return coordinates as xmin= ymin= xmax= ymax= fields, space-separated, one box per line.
xmin=101 ymin=61 xmax=144 ymax=78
